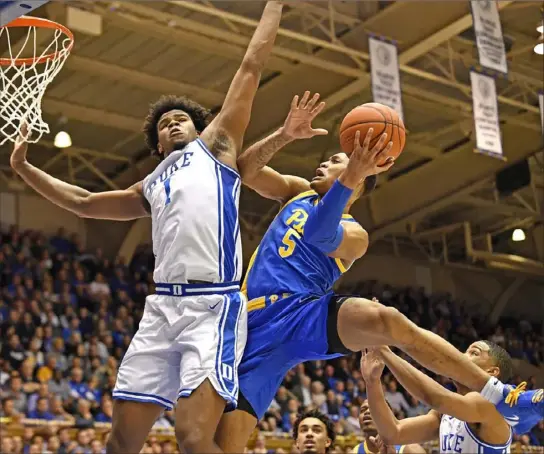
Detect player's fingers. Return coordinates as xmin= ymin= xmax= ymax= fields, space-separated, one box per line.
xmin=372 ymin=133 xmax=388 ymax=155
xmin=375 ymin=142 xmax=394 ymax=162
xmin=375 ymin=159 xmax=395 ymax=174
xmin=362 ymin=128 xmax=373 ymax=152
xmin=299 ymin=90 xmax=311 ymax=109
xmin=310 ymin=101 xmax=326 ymax=117
xmin=353 ymin=130 xmax=362 ymax=152
xmin=291 ymin=95 xmax=299 ymax=110
xmin=310 ymin=128 xmax=329 ymax=136
xmin=306 ymin=92 xmax=321 ymax=111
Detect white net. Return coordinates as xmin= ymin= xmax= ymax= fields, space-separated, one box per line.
xmin=0 ymin=21 xmax=73 ymax=145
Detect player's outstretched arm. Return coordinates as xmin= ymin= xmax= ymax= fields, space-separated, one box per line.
xmin=377 ymin=347 xmax=504 ymax=425
xmin=201 ymin=1 xmax=283 ymax=159
xmin=361 ymin=349 xmax=441 ymax=446
xmin=238 ymin=91 xmax=327 ymax=203
xmin=10 ymin=130 xmax=149 ymax=221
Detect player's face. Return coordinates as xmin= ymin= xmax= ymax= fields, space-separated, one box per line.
xmin=156 ymin=109 xmax=198 ymax=156
xmin=454 ymin=341 xmax=500 ymax=390
xmin=295 ymin=417 xmax=331 ymax=454
xmin=310 ymin=153 xmax=349 ymax=195
xmin=359 ymin=400 xmax=378 ymax=438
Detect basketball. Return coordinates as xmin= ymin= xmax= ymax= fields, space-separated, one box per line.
xmin=339 ymin=103 xmax=406 ymax=165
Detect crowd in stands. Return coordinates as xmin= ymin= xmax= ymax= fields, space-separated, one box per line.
xmin=0 ymin=226 xmax=543 ymax=453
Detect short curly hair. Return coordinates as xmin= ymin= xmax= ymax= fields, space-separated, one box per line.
xmin=142 ymin=95 xmax=211 ymax=157
xmin=293 ymin=409 xmax=336 ymax=452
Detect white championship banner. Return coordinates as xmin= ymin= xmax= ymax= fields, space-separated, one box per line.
xmin=470 ymin=0 xmax=508 ymax=75
xmin=471 ymin=71 xmax=503 ymax=157
xmin=369 ymin=36 xmax=404 ymax=121
xmin=539 ymin=92 xmax=544 ymax=134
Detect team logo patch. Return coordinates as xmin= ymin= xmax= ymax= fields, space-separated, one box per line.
xmin=532 ymin=389 xmax=543 ymax=404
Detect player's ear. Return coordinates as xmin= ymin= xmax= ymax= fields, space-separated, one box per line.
xmin=326 ymin=438 xmax=332 ymax=449
xmin=487 ymin=365 xmax=500 ymax=378
xmin=157 ymin=143 xmax=164 ymax=155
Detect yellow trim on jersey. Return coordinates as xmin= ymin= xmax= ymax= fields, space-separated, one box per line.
xmin=247 ymin=296 xmax=266 ymax=312
xmin=335 ymin=258 xmax=348 ymax=273
xmin=352 ymin=444 xmax=361 ymax=454
xmin=241 ymin=246 xmax=260 ymax=297
xmin=342 ymin=214 xmax=354 ymax=220
xmin=282 ymin=190 xmax=316 ymax=209
xmin=398 ymin=445 xmax=405 ymax=454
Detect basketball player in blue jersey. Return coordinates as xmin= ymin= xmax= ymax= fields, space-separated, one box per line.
xmin=215 ymin=92 xmax=507 ymax=452
xmin=9 ymin=3 xmax=284 ymax=453
xmin=353 ymin=400 xmax=425 ymax=454
xmin=361 ymin=343 xmax=513 ymax=454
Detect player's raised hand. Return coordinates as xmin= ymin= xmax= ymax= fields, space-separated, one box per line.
xmin=10 ymin=121 xmax=29 ymax=169
xmin=280 ymin=91 xmax=328 ymax=140
xmin=360 ymin=348 xmax=386 ymax=382
xmin=339 ymin=129 xmax=394 ymax=189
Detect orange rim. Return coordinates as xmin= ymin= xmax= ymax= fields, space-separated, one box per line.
xmin=0 ymin=16 xmax=74 ymax=66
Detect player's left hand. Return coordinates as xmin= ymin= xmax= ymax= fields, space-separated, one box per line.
xmin=360 ymin=348 xmax=386 ymax=382
xmin=280 ymin=91 xmax=328 ymax=140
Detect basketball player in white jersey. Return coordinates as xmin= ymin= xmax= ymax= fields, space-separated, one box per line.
xmin=9 ymin=3 xmax=284 ymax=452
xmin=360 ymin=343 xmax=513 ymax=454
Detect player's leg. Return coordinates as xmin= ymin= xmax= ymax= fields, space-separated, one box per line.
xmin=108 ymin=296 xmax=180 ymax=454
xmin=216 ymin=393 xmax=259 ymax=453
xmin=336 ymin=297 xmax=490 ymax=391
xmin=174 ymin=292 xmax=247 ymax=453
xmin=175 ymin=379 xmax=227 ymax=453
xmin=107 ymin=401 xmax=163 ymax=454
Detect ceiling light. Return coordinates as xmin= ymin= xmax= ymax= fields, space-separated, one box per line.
xmin=537 ymin=23 xmax=543 ymax=34
xmin=512 ymin=228 xmax=526 ymax=242
xmin=54 ymin=131 xmax=72 ymax=148
xmin=534 ymin=41 xmax=544 ymax=55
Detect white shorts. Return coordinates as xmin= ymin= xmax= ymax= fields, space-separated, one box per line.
xmin=113 ymin=285 xmax=247 ymax=411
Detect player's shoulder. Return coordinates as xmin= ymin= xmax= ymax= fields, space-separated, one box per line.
xmin=281 ymin=188 xmax=317 ymax=208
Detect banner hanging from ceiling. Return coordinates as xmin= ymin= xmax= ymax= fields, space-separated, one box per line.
xmin=470 ymin=70 xmax=503 ymax=158
xmin=470 ymin=0 xmax=508 ymax=75
xmin=369 ymin=36 xmax=404 ymax=121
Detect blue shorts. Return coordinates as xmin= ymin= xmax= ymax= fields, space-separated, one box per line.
xmin=236 ymin=292 xmax=352 ymax=420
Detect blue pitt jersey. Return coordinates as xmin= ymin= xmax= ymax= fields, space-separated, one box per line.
xmin=242 ymin=190 xmax=356 ymax=299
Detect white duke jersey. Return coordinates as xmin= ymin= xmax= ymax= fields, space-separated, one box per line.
xmin=143 ymin=138 xmax=242 ymax=284
xmin=440 ymin=414 xmax=512 ymax=454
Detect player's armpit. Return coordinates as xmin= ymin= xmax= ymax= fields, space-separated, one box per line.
xmin=243 ymin=166 xmax=310 ymax=203
xmin=327 ymin=221 xmax=369 ymax=263
xmin=79 ymin=181 xmax=149 ymax=221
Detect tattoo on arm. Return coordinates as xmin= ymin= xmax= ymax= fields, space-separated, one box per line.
xmin=238 ymin=130 xmax=293 ymax=180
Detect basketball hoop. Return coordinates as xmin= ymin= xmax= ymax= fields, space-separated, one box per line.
xmin=0 ymin=16 xmax=74 ymax=145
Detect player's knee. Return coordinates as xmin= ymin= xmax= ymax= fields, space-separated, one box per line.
xmin=376 ymin=304 xmax=416 ymax=344
xmin=105 ymin=430 xmax=131 ymax=454
xmin=176 ymin=422 xmax=209 ymax=454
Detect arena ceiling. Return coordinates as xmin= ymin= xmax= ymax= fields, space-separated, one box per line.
xmin=1 ymin=1 xmax=543 ymax=278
